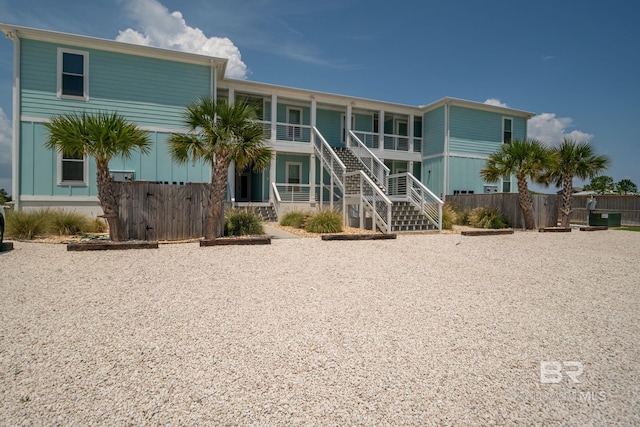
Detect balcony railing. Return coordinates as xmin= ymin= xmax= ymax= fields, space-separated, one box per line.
xmin=347 ymin=131 xmax=389 ymax=191
xmin=273 ymin=183 xmax=312 ymax=202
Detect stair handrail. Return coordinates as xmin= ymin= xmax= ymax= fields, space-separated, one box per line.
xmin=388 ymin=172 xmax=443 ymax=231
xmin=346 ymin=170 xmax=393 ymax=234
xmin=347 ymin=130 xmax=390 ymax=191
xmin=312 ymin=127 xmax=346 ymax=187
xmin=271 ymin=182 xmax=282 ymax=220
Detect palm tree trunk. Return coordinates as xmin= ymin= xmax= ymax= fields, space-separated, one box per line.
xmin=96 ymin=160 xmax=126 ymax=241
xmin=560 ymin=175 xmax=574 ymax=228
xmin=517 ymin=176 xmax=536 ymax=230
xmin=205 ymin=154 xmax=229 ymax=240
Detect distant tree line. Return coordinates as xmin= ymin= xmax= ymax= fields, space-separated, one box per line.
xmin=583 ymin=176 xmax=638 ymax=194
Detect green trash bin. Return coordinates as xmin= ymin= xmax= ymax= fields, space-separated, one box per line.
xmin=589 ymin=212 xmax=622 ymax=227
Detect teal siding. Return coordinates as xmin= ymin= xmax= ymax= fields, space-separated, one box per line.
xmin=448 ymin=156 xmax=492 ymax=195
xmin=276 ymin=154 xmax=310 ymax=184
xmin=316 ymin=109 xmax=342 ymax=147
xmin=21 ymin=121 xmax=210 ymax=196
xmin=449 ymin=106 xmax=527 ymax=156
xmin=422 ymin=157 xmax=444 ymax=197
xmin=354 ymin=113 xmax=373 ymax=132
xmin=423 ymin=107 xmax=444 ymax=157
xmin=20 ymin=39 xmax=211 ymax=128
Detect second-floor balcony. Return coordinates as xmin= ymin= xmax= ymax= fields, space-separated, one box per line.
xmin=352 ymin=130 xmax=422 ymax=153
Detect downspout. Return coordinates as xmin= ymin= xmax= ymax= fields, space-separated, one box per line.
xmin=7 ymin=30 xmax=20 ymax=210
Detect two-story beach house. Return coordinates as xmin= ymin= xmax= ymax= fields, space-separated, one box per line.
xmin=1 ymin=24 xmax=533 ymax=232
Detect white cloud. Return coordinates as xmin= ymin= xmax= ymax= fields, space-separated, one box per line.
xmin=116 ymin=0 xmax=248 ymax=79
xmin=527 ymin=113 xmax=593 ymax=145
xmin=0 ymin=107 xmax=12 ymax=192
xmin=483 ymin=98 xmax=508 ymax=108
xmin=484 ymin=99 xmax=592 ymax=146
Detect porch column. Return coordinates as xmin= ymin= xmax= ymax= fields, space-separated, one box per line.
xmin=408 ymin=114 xmax=414 ymax=152
xmin=309 ymin=154 xmax=316 ymax=205
xmin=346 ymin=103 xmax=353 ymax=145
xmin=269 ymin=154 xmax=277 ymax=202
xmin=270 ymin=94 xmax=278 ymax=142
xmin=409 ymin=161 xmax=414 ymax=176
xmin=228 ymin=87 xmax=235 ymax=104
xmin=378 ymin=109 xmax=385 ymax=152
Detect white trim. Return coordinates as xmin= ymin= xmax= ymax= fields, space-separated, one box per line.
xmin=57 ymin=151 xmax=89 ymax=186
xmin=10 ymin=31 xmax=20 ymax=209
xmin=502 ymin=116 xmax=513 ymax=143
xmin=422 ymin=153 xmax=445 ymax=160
xmin=285 ymin=161 xmax=303 ymax=185
xmin=57 ymin=48 xmax=89 ymax=101
xmin=19 ymin=195 xmax=99 ymax=202
xmin=340 ymin=112 xmax=355 ymax=143
xmin=443 ymin=102 xmax=450 ymax=197
xmin=448 ymin=152 xmax=489 ymax=160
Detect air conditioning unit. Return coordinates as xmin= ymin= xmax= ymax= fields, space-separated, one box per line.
xmin=110 ymin=171 xmax=135 ymax=182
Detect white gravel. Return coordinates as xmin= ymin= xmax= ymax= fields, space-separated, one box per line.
xmin=1 ymin=230 xmax=639 ymax=425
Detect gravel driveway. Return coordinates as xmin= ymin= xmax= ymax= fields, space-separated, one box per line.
xmin=1 ymin=230 xmax=639 ymax=425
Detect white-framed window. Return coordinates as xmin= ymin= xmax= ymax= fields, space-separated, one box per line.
xmin=287 ymin=107 xmax=302 ymax=140
xmin=57 ymin=48 xmax=89 ymax=100
xmin=57 ymin=151 xmax=88 ymax=186
xmin=285 ymin=161 xmax=302 ymax=193
xmin=341 ymin=114 xmax=355 ymax=143
xmin=502 ymin=175 xmax=512 ymax=193
xmin=502 ymin=117 xmax=513 ymax=143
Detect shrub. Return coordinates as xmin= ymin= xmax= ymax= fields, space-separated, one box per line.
xmin=305 ymin=210 xmax=342 ymax=233
xmin=280 ymin=210 xmax=309 ymax=229
xmin=86 ymin=217 xmax=108 ymax=233
xmin=456 ymin=209 xmax=471 ymax=226
xmin=5 ymin=209 xmax=50 ymax=239
xmin=48 ymin=210 xmax=89 ymax=235
xmin=468 ymin=207 xmax=510 ymax=229
xmin=441 ymin=204 xmax=458 ymax=230
xmin=224 ymin=209 xmax=264 ymax=236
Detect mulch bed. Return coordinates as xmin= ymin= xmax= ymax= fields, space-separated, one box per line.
xmin=461 ymin=229 xmax=514 ymax=236
xmin=538 ymin=227 xmax=572 ymax=233
xmin=321 ymin=234 xmax=397 ymax=241
xmin=67 ymin=241 xmax=159 ymax=251
xmin=200 ymin=236 xmax=271 ymax=246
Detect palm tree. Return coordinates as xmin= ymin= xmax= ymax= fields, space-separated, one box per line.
xmin=45 ymin=112 xmax=151 ymax=241
xmin=542 ymin=138 xmax=610 ymax=228
xmin=168 ymin=98 xmax=272 ymax=239
xmin=480 ymin=139 xmax=552 ymax=229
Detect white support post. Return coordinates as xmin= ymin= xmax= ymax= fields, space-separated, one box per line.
xmin=309 ymin=154 xmax=316 ymax=205
xmin=269 ymin=155 xmax=277 ymax=203
xmin=378 ymin=109 xmax=385 ymax=153
xmin=409 ymin=114 xmax=414 ymax=152
xmin=227 ymin=160 xmax=236 ymax=207
xmin=271 ymin=94 xmax=278 ymax=142
xmin=346 ymin=103 xmax=353 ymax=146
xmin=319 ymin=143 xmax=324 ymax=208
xmin=228 ymin=87 xmax=234 ymax=104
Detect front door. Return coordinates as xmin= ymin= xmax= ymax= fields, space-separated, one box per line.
xmin=235 ymin=168 xmax=251 ymax=202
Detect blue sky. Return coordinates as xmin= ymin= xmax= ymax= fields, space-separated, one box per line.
xmin=1 ymin=0 xmax=638 ymax=193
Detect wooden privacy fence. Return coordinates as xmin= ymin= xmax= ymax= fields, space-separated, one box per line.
xmin=447 ymin=193 xmax=559 ymax=229
xmin=568 ymin=195 xmax=640 ymax=226
xmin=114 ymin=181 xmax=212 ymax=241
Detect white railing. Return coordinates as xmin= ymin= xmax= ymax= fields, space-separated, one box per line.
xmin=271 ymin=182 xmax=281 ymax=220
xmin=276 ymin=123 xmax=311 ymax=143
xmin=388 ymin=172 xmax=443 ymax=231
xmin=351 ymin=130 xmax=379 ymax=149
xmin=413 ymin=138 xmax=422 ymax=153
xmin=384 ymin=135 xmax=410 ymax=151
xmin=347 ymin=131 xmax=390 ymax=191
xmin=346 ymin=170 xmax=393 ymax=234
xmin=312 ymin=127 xmax=346 ymax=214
xmin=273 ymin=183 xmax=312 ymax=202
xmin=257 ymin=120 xmax=272 ymax=139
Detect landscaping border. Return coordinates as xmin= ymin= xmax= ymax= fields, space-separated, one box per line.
xmin=461 ymin=229 xmax=514 ymax=236
xmin=321 ymin=234 xmax=397 ymax=241
xmin=67 ymin=241 xmax=159 ymax=251
xmin=200 ymin=236 xmax=271 ymax=246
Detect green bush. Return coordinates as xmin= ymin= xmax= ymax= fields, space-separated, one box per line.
xmin=224 ymin=209 xmax=264 ymax=236
xmin=86 ymin=217 xmax=108 ymax=233
xmin=279 ymin=210 xmax=309 ymax=229
xmin=49 ymin=210 xmax=89 ymax=235
xmin=468 ymin=207 xmax=510 ymax=229
xmin=441 ymin=204 xmax=457 ymax=230
xmin=5 ymin=209 xmax=50 ymax=239
xmin=305 ymin=210 xmax=342 ymax=233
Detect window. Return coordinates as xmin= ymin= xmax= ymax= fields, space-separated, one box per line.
xmin=58 ymin=151 xmax=88 ymax=185
xmin=502 ymin=175 xmax=511 ymax=192
xmin=286 ymin=162 xmax=302 ymax=193
xmin=287 ymin=108 xmax=302 ymax=140
xmin=503 ymin=117 xmax=513 ymax=143
xmin=58 ymin=48 xmax=88 ymax=99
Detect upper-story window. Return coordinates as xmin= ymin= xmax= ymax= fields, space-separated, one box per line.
xmin=503 ymin=117 xmax=513 ymax=143
xmin=287 ymin=107 xmax=302 ymax=140
xmin=58 ymin=48 xmax=89 ymax=100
